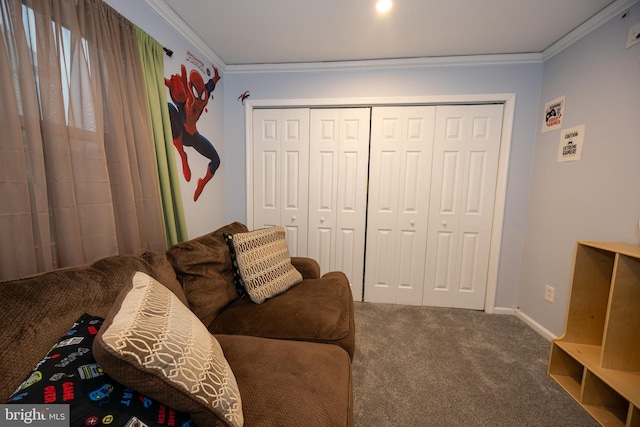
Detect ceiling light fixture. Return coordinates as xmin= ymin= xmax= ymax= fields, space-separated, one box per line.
xmin=376 ymin=0 xmax=392 ymax=13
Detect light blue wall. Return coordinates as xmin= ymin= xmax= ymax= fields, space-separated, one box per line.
xmin=223 ymin=64 xmax=543 ymax=309
xmin=518 ymin=3 xmax=640 ymax=336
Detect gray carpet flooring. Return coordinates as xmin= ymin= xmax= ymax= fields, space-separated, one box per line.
xmin=351 ymin=302 xmax=599 ymax=427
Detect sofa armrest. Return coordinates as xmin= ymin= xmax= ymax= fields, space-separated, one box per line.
xmin=291 ymin=257 xmax=321 ymax=279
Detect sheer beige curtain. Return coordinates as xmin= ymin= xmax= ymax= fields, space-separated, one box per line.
xmin=0 ymin=0 xmax=166 ymax=281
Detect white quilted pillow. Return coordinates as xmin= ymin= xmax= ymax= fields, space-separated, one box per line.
xmin=229 ymin=226 xmax=302 ymax=304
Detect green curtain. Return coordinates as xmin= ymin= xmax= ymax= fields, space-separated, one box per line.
xmin=135 ymin=28 xmax=188 ymax=245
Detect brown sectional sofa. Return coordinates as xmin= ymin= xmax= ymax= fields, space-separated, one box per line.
xmin=0 ymin=222 xmax=355 ymax=426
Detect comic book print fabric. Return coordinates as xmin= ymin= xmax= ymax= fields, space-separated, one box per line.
xmin=6 ymin=314 xmax=194 ymax=427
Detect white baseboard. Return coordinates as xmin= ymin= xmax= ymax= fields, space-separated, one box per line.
xmin=493 ymin=307 xmax=557 ymax=342
xmin=492 ymin=307 xmax=516 ymax=315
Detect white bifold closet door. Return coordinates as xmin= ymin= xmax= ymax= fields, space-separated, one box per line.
xmin=308 ymin=108 xmax=370 ymax=300
xmin=252 ymin=107 xmax=370 ymax=301
xmin=252 ymin=108 xmax=310 ymax=256
xmin=364 ymin=106 xmax=436 ymax=304
xmin=252 ymin=104 xmax=503 ymax=309
xmin=422 ymin=104 xmax=503 ymax=310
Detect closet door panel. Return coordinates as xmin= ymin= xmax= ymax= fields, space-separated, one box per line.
xmin=335 ymin=228 xmax=356 ymax=278
xmin=309 ymin=108 xmax=370 ymax=300
xmin=253 ymin=108 xmax=309 ymax=256
xmin=423 ymin=104 xmax=503 ymax=309
xmin=256 ymin=150 xmax=279 ymax=225
xmin=369 ymin=229 xmax=395 ymax=289
xmin=365 ymin=106 xmax=435 ymax=305
xmin=309 ymin=110 xmax=340 ymax=274
xmin=433 ymin=230 xmax=455 ymax=291
xmin=253 ymin=113 xmax=281 ymax=228
xmin=365 ymin=114 xmax=401 ymax=300
xmin=459 ymin=231 xmax=481 ymax=292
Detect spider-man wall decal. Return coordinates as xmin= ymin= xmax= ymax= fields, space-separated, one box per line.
xmin=165 ymin=64 xmax=221 ymax=201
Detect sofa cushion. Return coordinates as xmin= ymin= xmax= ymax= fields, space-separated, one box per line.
xmin=6 ymin=313 xmax=194 ymax=427
xmin=93 ymin=271 xmax=243 ymax=427
xmin=166 ymin=222 xmax=248 ymax=327
xmin=0 ymin=252 xmax=185 ymax=401
xmin=216 ymin=334 xmax=353 ymax=427
xmin=210 ymin=271 xmax=356 ymax=359
xmin=137 ymin=251 xmax=190 ymax=307
xmin=290 ymin=257 xmax=321 ymax=280
xmin=225 ymin=226 xmax=302 ymax=304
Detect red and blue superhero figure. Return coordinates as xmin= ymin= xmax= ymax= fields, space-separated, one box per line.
xmin=165 ymin=64 xmax=221 ymax=201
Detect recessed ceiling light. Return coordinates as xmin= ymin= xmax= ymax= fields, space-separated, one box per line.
xmin=376 ymin=0 xmax=392 ymax=13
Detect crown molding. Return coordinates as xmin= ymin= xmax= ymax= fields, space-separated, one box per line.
xmin=146 ymin=0 xmax=638 ymax=74
xmin=142 ymin=0 xmax=226 ymax=71
xmin=224 ymin=53 xmax=543 ymax=75
xmin=542 ymin=0 xmax=639 ymax=61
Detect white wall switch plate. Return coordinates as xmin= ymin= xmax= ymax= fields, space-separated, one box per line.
xmin=544 ymin=285 xmax=555 ymax=303
xmin=627 ymin=21 xmax=640 ymax=48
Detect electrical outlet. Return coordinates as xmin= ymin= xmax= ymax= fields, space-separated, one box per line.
xmin=627 ymin=21 xmax=640 ymax=48
xmin=544 ymin=285 xmax=555 ymax=303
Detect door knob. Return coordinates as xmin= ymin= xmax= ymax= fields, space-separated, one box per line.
xmin=320 ymin=217 xmax=325 ymax=223
xmin=292 ymin=215 xmax=296 ymax=221
xmin=410 ymin=219 xmax=415 ymax=226
xmin=442 ymin=221 xmax=447 ymax=227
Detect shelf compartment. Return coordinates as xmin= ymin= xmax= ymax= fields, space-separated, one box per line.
xmin=553 ymin=341 xmax=601 ymax=367
xmin=582 ymin=370 xmax=629 ymax=427
xmin=563 ymin=243 xmax=615 ymax=346
xmin=548 ymin=343 xmax=585 ymax=400
xmin=553 ymin=341 xmax=640 ymax=408
xmin=628 ymin=405 xmax=640 ymax=427
xmin=602 ymin=254 xmax=640 ymax=372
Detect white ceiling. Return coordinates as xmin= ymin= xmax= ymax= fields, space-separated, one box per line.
xmin=155 ymin=0 xmax=629 ymax=67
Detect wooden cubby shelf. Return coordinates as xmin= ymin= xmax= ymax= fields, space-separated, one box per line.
xmin=548 ymin=241 xmax=640 ymax=427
